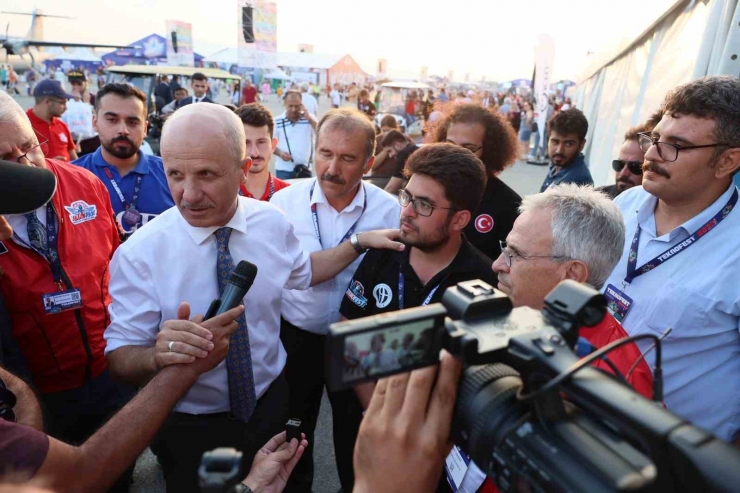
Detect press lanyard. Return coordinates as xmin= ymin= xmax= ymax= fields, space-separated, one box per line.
xmin=624 ymin=188 xmax=738 ymax=287
xmin=14 ymin=204 xmax=64 ymax=287
xmin=398 ymin=271 xmax=445 ymax=310
xmin=310 ymin=181 xmax=366 ymax=249
xmin=103 ymin=167 xmax=142 ymax=212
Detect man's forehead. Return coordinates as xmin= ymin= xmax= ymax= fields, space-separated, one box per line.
xmin=98 ymin=95 xmax=145 ymax=116
xmin=243 ymin=124 xmax=271 ymax=139
xmin=509 ymin=209 xmax=552 ymax=247
xmin=0 ymin=120 xmax=34 ymax=145
xmin=447 ymin=122 xmax=485 ymax=144
xmin=405 ymin=174 xmax=445 ymax=202
xmin=653 ymin=113 xmax=714 ymax=141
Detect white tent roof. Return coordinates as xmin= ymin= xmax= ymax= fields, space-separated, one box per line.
xmin=264 ymin=68 xmax=291 ymax=80
xmin=50 ymin=48 xmax=101 ymax=62
xmin=203 ymin=48 xmax=345 ymax=70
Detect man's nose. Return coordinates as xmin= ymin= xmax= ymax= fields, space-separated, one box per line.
xmin=492 ymin=253 xmax=508 ymax=274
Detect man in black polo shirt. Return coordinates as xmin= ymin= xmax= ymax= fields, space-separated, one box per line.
xmin=381 ymin=129 xmax=420 ymax=195
xmin=433 ymin=104 xmax=522 ymax=260
xmin=340 ymin=142 xmax=496 ymax=353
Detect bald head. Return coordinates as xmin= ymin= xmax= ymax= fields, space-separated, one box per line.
xmin=161 ymin=103 xmax=246 ymax=167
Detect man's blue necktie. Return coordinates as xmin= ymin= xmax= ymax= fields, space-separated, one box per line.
xmin=215 ymin=227 xmax=257 ymax=422
xmin=25 ymin=212 xmax=47 ymax=254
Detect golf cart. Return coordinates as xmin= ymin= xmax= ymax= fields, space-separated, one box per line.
xmin=105 ymin=65 xmax=238 ymax=154
xmin=374 ymin=80 xmax=431 ymax=134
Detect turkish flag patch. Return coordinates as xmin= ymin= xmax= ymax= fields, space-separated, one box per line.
xmin=474 ymin=214 xmax=494 ymax=233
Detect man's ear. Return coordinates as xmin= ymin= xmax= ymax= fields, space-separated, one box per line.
xmin=240 ymin=157 xmax=253 ymax=184
xmin=562 ymin=260 xmax=589 ymax=284
xmin=714 ymin=147 xmax=740 ymax=179
xmin=451 ymin=210 xmax=472 ymax=233
xmin=363 ymin=156 xmax=375 ymax=175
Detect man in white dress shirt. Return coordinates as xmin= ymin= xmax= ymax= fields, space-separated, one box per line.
xmin=601 ymin=76 xmax=740 ymax=443
xmin=103 ymin=103 xmax=403 ymax=492
xmin=270 ymin=108 xmax=400 ymax=493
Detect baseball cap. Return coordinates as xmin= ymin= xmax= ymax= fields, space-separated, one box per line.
xmin=33 ymin=79 xmax=74 ymax=100
xmin=67 ymin=70 xmax=85 ymax=83
xmin=0 ymin=161 xmax=57 ymax=215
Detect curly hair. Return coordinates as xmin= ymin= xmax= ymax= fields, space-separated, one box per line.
xmin=548 ymin=108 xmax=588 ymax=141
xmin=432 ymin=104 xmax=518 ymax=176
xmin=660 ymin=76 xmax=740 ymax=149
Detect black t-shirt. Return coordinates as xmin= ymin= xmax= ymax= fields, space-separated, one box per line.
xmin=464 ymin=176 xmax=522 ymax=261
xmin=340 ymin=237 xmax=497 ymax=319
xmin=392 ymin=144 xmax=420 ymax=178
xmin=595 ymin=184 xmax=619 ymax=200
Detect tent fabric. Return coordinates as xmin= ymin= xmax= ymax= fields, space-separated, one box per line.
xmin=101 ymin=34 xmax=204 ymax=67
xmin=573 ymin=0 xmax=739 ymax=186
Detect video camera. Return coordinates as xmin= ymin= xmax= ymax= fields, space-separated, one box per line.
xmin=325 ymin=280 xmax=740 ymax=492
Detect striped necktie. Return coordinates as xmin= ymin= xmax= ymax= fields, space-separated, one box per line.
xmin=25 ymin=212 xmax=47 ymax=254
xmin=214 ymin=227 xmax=257 ymax=422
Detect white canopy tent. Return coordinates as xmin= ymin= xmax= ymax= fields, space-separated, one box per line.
xmin=573 ymin=0 xmax=740 ymax=186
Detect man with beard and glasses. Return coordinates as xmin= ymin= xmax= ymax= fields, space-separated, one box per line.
xmin=74 ymin=84 xmax=174 ymax=238
xmin=596 ymin=124 xmax=652 ymax=200
xmin=339 ymin=144 xmax=497 ymax=491
xmin=234 ymin=104 xmax=290 ymax=201
xmin=602 ymin=76 xmax=740 ymax=444
xmin=540 ymin=108 xmax=593 ymax=192
xmin=270 ymin=108 xmax=400 ymax=493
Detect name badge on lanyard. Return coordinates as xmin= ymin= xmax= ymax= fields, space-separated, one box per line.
xmin=43 ymin=289 xmax=83 ymax=314
xmin=610 ymin=188 xmax=738 ymax=321
xmin=103 ymin=167 xmax=143 ymax=227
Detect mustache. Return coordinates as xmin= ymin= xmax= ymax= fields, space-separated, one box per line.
xmin=321 ymin=173 xmax=346 ymax=185
xmin=180 ymin=200 xmax=215 ymax=210
xmin=400 ymin=218 xmax=418 ymax=231
xmin=642 ymin=161 xmax=670 ymax=178
xmin=552 ymin=153 xmax=566 ymax=159
xmin=111 ymin=136 xmax=134 ymax=146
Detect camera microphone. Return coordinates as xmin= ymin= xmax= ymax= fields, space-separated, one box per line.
xmin=204 ymin=260 xmax=258 ymax=320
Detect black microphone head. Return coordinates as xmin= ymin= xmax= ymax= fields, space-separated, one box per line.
xmin=0 ymin=160 xmax=57 ymax=215
xmin=231 ymin=260 xmax=258 ymax=290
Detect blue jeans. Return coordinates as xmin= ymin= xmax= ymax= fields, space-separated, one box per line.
xmin=275 ymin=170 xmax=294 ymax=180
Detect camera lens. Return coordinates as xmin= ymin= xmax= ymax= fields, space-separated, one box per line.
xmin=451 ymin=364 xmax=527 ymax=470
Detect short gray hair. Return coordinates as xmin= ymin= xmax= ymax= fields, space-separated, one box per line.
xmin=315 ymin=108 xmax=376 ymax=162
xmin=0 ymin=91 xmax=29 ymax=125
xmin=519 ymin=184 xmax=625 ymax=289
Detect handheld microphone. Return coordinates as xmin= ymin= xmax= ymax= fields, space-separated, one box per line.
xmin=205 ymin=260 xmax=258 ymax=320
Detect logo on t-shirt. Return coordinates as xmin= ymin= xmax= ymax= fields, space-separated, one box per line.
xmin=58 ymin=132 xmax=68 ymax=143
xmin=346 ymin=280 xmax=368 ymax=308
xmin=372 ymin=283 xmax=393 ymax=309
xmin=64 ymin=200 xmax=97 ymax=225
xmin=474 ymin=214 xmax=494 ymax=233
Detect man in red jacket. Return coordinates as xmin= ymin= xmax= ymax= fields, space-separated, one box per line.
xmin=0 ymin=92 xmax=135 ymax=491
xmin=448 ymin=183 xmax=654 ymax=493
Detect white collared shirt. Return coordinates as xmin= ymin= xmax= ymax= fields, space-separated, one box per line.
xmin=273 ymin=111 xmax=314 ymax=172
xmin=104 ymin=197 xmax=312 ymax=414
xmin=602 ymin=183 xmax=740 ymax=441
xmin=270 ymin=178 xmax=401 ymax=334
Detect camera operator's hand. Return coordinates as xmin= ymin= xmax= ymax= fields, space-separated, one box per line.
xmin=353 ymin=351 xmax=463 ymax=493
xmin=243 ymin=431 xmax=308 ymax=493
xmin=0 ymin=216 xmax=12 ymax=241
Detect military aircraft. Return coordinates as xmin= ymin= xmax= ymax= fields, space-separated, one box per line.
xmin=0 ymin=9 xmax=137 ymax=66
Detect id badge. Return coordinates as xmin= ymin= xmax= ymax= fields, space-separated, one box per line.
xmin=444 ymin=445 xmax=471 ymax=492
xmin=122 ymin=208 xmax=141 ymax=227
xmin=42 ymin=289 xmax=83 ymax=314
xmin=604 ymin=284 xmax=634 ymax=323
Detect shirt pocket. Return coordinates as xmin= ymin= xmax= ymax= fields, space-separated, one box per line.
xmin=641 ymin=279 xmax=718 ymax=340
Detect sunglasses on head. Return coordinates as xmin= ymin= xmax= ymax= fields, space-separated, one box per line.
xmin=612 ymin=159 xmax=643 ymax=175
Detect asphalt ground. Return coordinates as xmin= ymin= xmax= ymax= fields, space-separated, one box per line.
xmin=10 ymin=84 xmax=548 ymax=493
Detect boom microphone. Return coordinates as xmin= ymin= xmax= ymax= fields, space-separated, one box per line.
xmin=0 ymin=160 xmax=57 ymax=215
xmin=205 ymin=260 xmax=258 ymax=319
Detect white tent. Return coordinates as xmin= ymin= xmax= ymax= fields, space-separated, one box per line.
xmin=264 ymin=68 xmax=291 ymax=80
xmin=573 ymin=0 xmax=740 ymax=186
xmin=51 ymin=48 xmax=101 ymax=62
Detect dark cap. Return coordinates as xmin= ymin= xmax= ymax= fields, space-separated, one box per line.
xmin=0 ymin=161 xmax=57 ymax=215
xmin=33 ymin=79 xmax=74 ymax=99
xmin=67 ymin=70 xmax=86 ymax=83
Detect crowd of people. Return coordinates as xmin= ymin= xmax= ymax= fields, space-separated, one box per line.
xmin=0 ymin=67 xmax=739 ymax=493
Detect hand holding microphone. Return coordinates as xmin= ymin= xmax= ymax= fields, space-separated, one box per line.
xmin=155 ymin=261 xmax=258 ymax=373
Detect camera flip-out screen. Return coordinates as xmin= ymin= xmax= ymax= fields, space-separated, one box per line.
xmin=325 ymin=304 xmax=446 ymax=391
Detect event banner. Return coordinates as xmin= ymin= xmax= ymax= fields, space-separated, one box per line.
xmin=237 ymin=0 xmax=278 ymax=69
xmin=534 ymin=33 xmax=555 ymax=149
xmin=165 ymin=20 xmax=194 ymax=67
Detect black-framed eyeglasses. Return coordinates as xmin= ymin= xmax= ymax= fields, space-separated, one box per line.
xmin=398 ymin=189 xmax=461 ymax=217
xmin=446 ymin=140 xmax=483 ymax=154
xmin=612 ymin=159 xmax=643 ymax=175
xmin=499 ymin=240 xmax=569 ymax=268
xmin=637 ymin=132 xmax=731 ymax=162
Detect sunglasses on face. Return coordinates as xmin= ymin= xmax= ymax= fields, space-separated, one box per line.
xmin=612 ymin=159 xmax=643 ymax=175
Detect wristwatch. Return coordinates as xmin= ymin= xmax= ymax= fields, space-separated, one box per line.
xmin=234 ymin=484 xmax=252 ymax=493
xmin=350 ymin=233 xmax=367 ymax=254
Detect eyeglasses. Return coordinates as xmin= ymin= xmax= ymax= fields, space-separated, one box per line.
xmin=499 ymin=240 xmax=569 ymax=268
xmin=6 ymin=131 xmax=49 ymax=165
xmin=446 ymin=140 xmax=483 ymax=154
xmin=637 ymin=132 xmax=731 ymax=162
xmin=612 ymin=159 xmax=643 ymax=175
xmin=397 ymin=189 xmax=461 ymax=217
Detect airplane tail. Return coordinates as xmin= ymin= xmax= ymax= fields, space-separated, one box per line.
xmin=26 ymin=9 xmax=43 ymax=42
